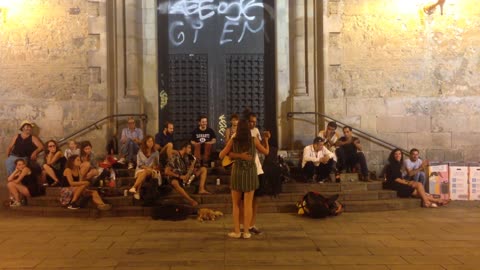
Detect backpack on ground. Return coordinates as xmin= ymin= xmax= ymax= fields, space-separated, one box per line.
xmin=296 ymin=191 xmax=343 ymax=218
xmin=151 ymin=204 xmax=196 ymax=221
xmin=140 ymin=176 xmax=160 ymax=206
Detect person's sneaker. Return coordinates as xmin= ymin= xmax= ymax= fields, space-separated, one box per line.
xmin=97 ymin=204 xmax=112 ymax=211
xmin=117 ymin=157 xmax=126 ymax=164
xmin=20 ymin=198 xmax=27 ymax=206
xmin=128 ymin=187 xmax=136 ymax=194
xmin=242 ymin=232 xmax=252 ymax=239
xmin=133 ymin=193 xmax=140 ymax=200
xmin=10 ymin=201 xmax=21 ymax=208
xmin=128 ymin=162 xmax=134 ymax=169
xmin=249 ymin=226 xmax=263 ymax=235
xmin=67 ymin=202 xmax=80 ymax=210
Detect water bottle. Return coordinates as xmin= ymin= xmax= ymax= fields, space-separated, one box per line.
xmin=216 ymin=178 xmax=221 ymax=185
xmin=187 ymin=174 xmax=195 ymax=186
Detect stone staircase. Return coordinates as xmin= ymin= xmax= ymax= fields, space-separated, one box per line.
xmin=5 ymin=167 xmax=421 ymax=218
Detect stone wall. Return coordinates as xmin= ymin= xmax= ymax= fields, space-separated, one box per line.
xmin=0 ymin=0 xmax=110 ymax=179
xmin=321 ymin=0 xmax=480 ymax=173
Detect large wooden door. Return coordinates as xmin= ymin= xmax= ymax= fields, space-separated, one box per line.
xmin=158 ymin=0 xmax=276 ymax=146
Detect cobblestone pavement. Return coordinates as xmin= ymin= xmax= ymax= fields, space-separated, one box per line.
xmin=1 ymin=204 xmax=480 ymax=270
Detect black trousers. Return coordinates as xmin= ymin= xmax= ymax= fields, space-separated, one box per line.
xmin=335 ymin=148 xmax=368 ymax=177
xmin=303 ymin=159 xmax=337 ymax=180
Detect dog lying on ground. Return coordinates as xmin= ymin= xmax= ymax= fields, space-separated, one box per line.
xmin=197 ymin=208 xmax=223 ymax=222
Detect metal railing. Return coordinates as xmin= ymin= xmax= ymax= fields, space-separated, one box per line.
xmin=58 ymin=113 xmax=148 ymax=145
xmin=286 ymin=111 xmax=409 ymax=155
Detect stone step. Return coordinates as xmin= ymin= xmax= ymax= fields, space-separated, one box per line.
xmin=31 ymin=189 xmax=398 ymax=208
xmin=6 ymin=198 xmax=422 ymax=218
xmin=44 ymin=181 xmax=384 ymax=196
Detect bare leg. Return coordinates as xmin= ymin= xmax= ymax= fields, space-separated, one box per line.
xmin=87 ymin=190 xmax=105 ymax=206
xmin=243 ymin=191 xmax=255 ymax=235
xmin=132 ymin=170 xmax=151 ymax=190
xmin=250 ymin=196 xmax=258 ymax=227
xmin=7 ymin=182 xmax=20 ymax=201
xmin=203 ymin=144 xmax=212 ymax=162
xmin=193 ymin=144 xmax=202 ymax=161
xmin=43 ymin=164 xmax=59 ymax=184
xmin=231 ymin=190 xmax=242 ymax=234
xmin=410 ymin=182 xmax=433 ymax=205
xmin=80 ymin=162 xmax=91 ymax=179
xmin=196 ymin=167 xmax=210 ymax=194
xmin=71 ymin=184 xmax=88 ymax=203
xmin=171 ymin=180 xmax=198 ymax=206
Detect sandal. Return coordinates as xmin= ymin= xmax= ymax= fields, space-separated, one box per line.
xmin=228 ymin=232 xmax=242 ymax=239
xmin=50 ymin=181 xmax=59 ymax=187
xmin=423 ymin=202 xmax=438 ymax=208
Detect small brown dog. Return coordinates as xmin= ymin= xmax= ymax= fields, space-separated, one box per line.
xmin=197 ymin=208 xmax=223 ymax=222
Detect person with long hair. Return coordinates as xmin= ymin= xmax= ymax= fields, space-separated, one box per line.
xmin=79 ymin=141 xmax=99 ymax=182
xmin=384 ymin=148 xmax=450 ymax=208
xmin=42 ymin=139 xmax=66 ymax=186
xmin=220 ymin=119 xmax=269 ymax=239
xmin=61 ymin=155 xmax=111 ymax=210
xmin=128 ymin=135 xmax=160 ymax=200
xmin=7 ymin=159 xmax=35 ymax=207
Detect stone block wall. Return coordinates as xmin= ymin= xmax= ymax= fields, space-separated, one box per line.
xmin=0 ymin=0 xmax=109 ymax=179
xmin=323 ymin=0 xmax=480 ymax=173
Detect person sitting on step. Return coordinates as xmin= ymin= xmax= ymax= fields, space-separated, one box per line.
xmin=335 ymin=126 xmax=369 ymax=181
xmin=42 ymin=139 xmax=66 ymax=186
xmin=7 ymin=159 xmax=38 ymax=207
xmin=119 ymin=117 xmax=144 ymax=169
xmin=79 ymin=141 xmax=100 ymax=182
xmin=61 ymin=155 xmax=111 ymax=211
xmin=128 ymin=135 xmax=160 ymax=200
xmin=165 ymin=141 xmax=210 ymax=207
xmin=302 ymin=137 xmax=337 ymax=183
xmin=404 ymin=148 xmax=429 ymax=188
xmin=190 ymin=115 xmax=216 ymax=167
xmin=155 ymin=121 xmax=175 ymax=165
xmin=384 ymin=148 xmax=450 ymax=208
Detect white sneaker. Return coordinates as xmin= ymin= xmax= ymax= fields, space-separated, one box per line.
xmin=10 ymin=201 xmax=21 ymax=207
xmin=128 ymin=163 xmax=134 ymax=169
xmin=128 ymin=187 xmax=136 ymax=193
xmin=117 ymin=157 xmax=126 ymax=164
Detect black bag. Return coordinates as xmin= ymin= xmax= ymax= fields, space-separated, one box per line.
xmin=297 ymin=192 xmax=343 ymax=218
xmin=259 ymin=147 xmax=283 ymax=197
xmin=151 ymin=204 xmax=196 ymax=221
xmin=140 ymin=177 xmax=160 ymax=206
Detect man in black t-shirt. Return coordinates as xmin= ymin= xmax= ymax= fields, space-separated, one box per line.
xmin=190 ymin=115 xmax=216 ymax=166
xmin=155 ymin=121 xmax=174 ymax=164
xmin=335 ymin=126 xmax=369 ymax=181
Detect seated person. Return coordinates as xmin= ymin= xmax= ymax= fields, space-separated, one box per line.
xmin=404 ymin=148 xmax=428 ymax=188
xmin=42 ymin=139 xmax=66 ymax=186
xmin=64 ymin=140 xmax=80 ymax=159
xmin=191 ymin=115 xmax=216 ymax=166
xmin=128 ymin=135 xmax=160 ymax=200
xmin=61 ymin=155 xmax=111 ymax=210
xmin=335 ymin=126 xmax=369 ymax=181
xmin=119 ymin=117 xmax=144 ymax=169
xmin=7 ymin=159 xmax=39 ymax=207
xmin=302 ymin=137 xmax=337 ymax=183
xmin=165 ymin=141 xmax=210 ymax=206
xmin=224 ymin=113 xmax=239 ymax=142
xmin=318 ymin=121 xmax=340 ymax=155
xmin=5 ymin=120 xmax=43 ymax=176
xmin=384 ymin=148 xmax=449 ymax=208
xmin=79 ymin=141 xmax=99 ymax=182
xmin=155 ymin=121 xmax=174 ymax=164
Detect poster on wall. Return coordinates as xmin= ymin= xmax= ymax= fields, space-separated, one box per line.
xmin=428 ymin=163 xmax=449 ymax=200
xmin=449 ymin=163 xmax=468 ymax=200
xmin=469 ymin=163 xmax=480 ymax=200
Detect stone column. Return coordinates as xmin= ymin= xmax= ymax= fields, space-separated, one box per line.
xmin=292 ymin=0 xmax=307 ymax=96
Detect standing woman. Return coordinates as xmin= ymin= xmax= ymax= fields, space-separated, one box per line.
xmin=5 ymin=120 xmax=43 ymax=176
xmin=219 ymin=119 xmax=269 ymax=239
xmin=79 ymin=141 xmax=99 ymax=182
xmin=224 ymin=113 xmax=239 ymax=142
xmin=128 ymin=135 xmax=160 ymax=200
xmin=384 ymin=148 xmax=450 ymax=208
xmin=61 ymin=155 xmax=111 ymax=210
xmin=7 ymin=159 xmax=37 ymax=207
xmin=42 ymin=140 xmax=66 ymax=186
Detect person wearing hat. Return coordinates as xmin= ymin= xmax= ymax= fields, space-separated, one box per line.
xmin=5 ymin=120 xmax=44 ymax=175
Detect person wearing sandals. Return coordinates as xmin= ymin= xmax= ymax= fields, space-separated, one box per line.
xmin=7 ymin=159 xmax=36 ymax=207
xmin=79 ymin=141 xmax=99 ymax=182
xmin=384 ymin=149 xmax=450 ymax=208
xmin=61 ymin=155 xmax=111 ymax=210
xmin=128 ymin=135 xmax=160 ymax=200
xmin=164 ymin=141 xmax=211 ymax=207
xmin=42 ymin=140 xmax=66 ymax=186
xmin=219 ymin=119 xmax=269 ymax=239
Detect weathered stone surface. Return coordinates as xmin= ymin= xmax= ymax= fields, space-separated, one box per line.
xmin=407 ymin=133 xmax=451 ymax=149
